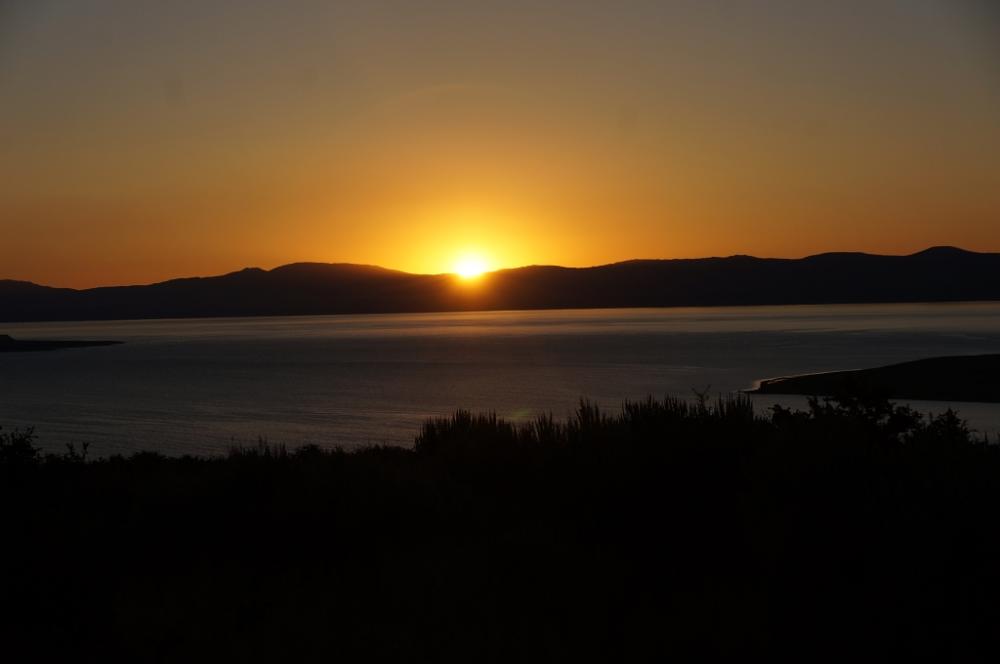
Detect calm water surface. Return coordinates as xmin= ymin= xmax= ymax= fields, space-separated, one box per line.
xmin=3 ymin=303 xmax=999 ymax=455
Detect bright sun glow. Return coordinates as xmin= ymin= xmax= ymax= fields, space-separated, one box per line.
xmin=453 ymin=254 xmax=488 ymax=279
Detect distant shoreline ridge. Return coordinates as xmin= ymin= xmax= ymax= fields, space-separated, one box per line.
xmin=3 ymin=246 xmax=1000 ymax=323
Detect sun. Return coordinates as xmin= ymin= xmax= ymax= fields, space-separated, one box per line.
xmin=453 ymin=254 xmax=488 ymax=279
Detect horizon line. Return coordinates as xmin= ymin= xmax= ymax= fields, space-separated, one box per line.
xmin=2 ymin=245 xmax=991 ymax=291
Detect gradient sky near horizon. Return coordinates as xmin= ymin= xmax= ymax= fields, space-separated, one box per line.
xmin=2 ymin=0 xmax=999 ymax=288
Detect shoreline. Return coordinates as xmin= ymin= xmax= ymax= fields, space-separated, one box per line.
xmin=748 ymin=354 xmax=1000 ymax=404
xmin=0 ymin=335 xmax=122 ymax=352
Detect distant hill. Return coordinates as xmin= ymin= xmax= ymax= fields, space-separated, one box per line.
xmin=2 ymin=246 xmax=1000 ymax=322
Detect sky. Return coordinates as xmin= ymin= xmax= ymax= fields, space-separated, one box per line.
xmin=1 ymin=0 xmax=999 ymax=288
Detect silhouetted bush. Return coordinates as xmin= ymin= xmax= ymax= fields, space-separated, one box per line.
xmin=0 ymin=425 xmax=39 ymax=466
xmin=2 ymin=395 xmax=999 ymax=661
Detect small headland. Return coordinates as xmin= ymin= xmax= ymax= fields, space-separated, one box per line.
xmin=749 ymin=354 xmax=1000 ymax=403
xmin=0 ymin=334 xmax=123 ymax=352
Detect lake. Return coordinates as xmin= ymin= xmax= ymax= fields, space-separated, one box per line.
xmin=2 ymin=302 xmax=999 ymax=456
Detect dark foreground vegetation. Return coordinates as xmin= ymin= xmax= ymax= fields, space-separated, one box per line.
xmin=751 ymin=353 xmax=1000 ymax=403
xmin=4 ymin=395 xmax=1000 ymax=661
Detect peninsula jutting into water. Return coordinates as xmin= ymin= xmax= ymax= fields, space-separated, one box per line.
xmin=0 ymin=334 xmax=122 ymax=352
xmin=750 ymin=354 xmax=1000 ymax=404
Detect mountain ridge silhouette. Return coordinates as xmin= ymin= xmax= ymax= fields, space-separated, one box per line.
xmin=2 ymin=246 xmax=999 ymax=322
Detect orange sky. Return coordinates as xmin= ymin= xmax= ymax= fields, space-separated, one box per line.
xmin=1 ymin=1 xmax=999 ymax=288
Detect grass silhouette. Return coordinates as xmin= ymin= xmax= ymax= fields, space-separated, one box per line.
xmin=2 ymin=395 xmax=999 ymax=661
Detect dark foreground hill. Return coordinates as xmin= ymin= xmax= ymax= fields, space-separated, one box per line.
xmin=751 ymin=354 xmax=1000 ymax=403
xmin=3 ymin=395 xmax=1000 ymax=660
xmin=2 ymin=246 xmax=1000 ymax=322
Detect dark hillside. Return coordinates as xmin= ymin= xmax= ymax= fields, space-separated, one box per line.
xmin=2 ymin=247 xmax=999 ymax=322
